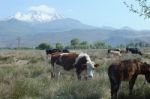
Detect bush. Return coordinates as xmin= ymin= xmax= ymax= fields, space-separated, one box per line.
xmin=36 ymin=43 xmax=52 ymax=50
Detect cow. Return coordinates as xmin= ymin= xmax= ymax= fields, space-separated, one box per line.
xmin=45 ymin=48 xmax=70 ymax=64
xmin=50 ymin=52 xmax=99 ymax=80
xmin=46 ymin=48 xmax=70 ymax=55
xmin=126 ymin=47 xmax=143 ymax=55
xmin=108 ymin=59 xmax=150 ymax=99
xmin=108 ymin=49 xmax=122 ymax=57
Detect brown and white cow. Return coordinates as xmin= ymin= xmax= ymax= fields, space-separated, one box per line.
xmin=45 ymin=49 xmax=70 ymax=64
xmin=108 ymin=59 xmax=150 ymax=99
xmin=108 ymin=49 xmax=122 ymax=57
xmin=50 ymin=52 xmax=99 ymax=80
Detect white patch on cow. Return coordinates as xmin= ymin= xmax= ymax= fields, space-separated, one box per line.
xmin=110 ymin=50 xmax=122 ymax=56
xmin=86 ymin=61 xmax=95 ymax=78
xmin=74 ymin=53 xmax=95 ymax=78
xmin=60 ymin=53 xmax=69 ymax=56
xmin=74 ymin=53 xmax=92 ymax=65
xmin=59 ymin=53 xmax=69 ymax=62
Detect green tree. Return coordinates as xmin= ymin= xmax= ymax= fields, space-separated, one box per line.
xmin=126 ymin=42 xmax=135 ymax=47
xmin=36 ymin=43 xmax=51 ymax=50
xmin=70 ymin=38 xmax=80 ymax=49
xmin=124 ymin=0 xmax=150 ymax=18
xmin=79 ymin=41 xmax=90 ymax=49
xmin=71 ymin=38 xmax=80 ymax=46
xmin=93 ymin=41 xmax=106 ymax=49
xmin=56 ymin=43 xmax=64 ymax=49
xmin=116 ymin=44 xmax=126 ymax=48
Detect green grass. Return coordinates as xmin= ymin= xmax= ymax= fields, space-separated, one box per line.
xmin=0 ymin=49 xmax=150 ymax=99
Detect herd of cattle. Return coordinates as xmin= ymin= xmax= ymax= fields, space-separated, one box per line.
xmin=45 ymin=48 xmax=149 ymax=99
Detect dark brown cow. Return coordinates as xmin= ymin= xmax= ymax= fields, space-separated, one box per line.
xmin=108 ymin=59 xmax=150 ymax=99
xmin=50 ymin=52 xmax=99 ymax=80
xmin=126 ymin=47 xmax=143 ymax=55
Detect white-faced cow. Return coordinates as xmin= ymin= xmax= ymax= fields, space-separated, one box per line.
xmin=50 ymin=52 xmax=99 ymax=80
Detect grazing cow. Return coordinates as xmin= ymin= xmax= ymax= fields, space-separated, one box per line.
xmin=108 ymin=59 xmax=150 ymax=99
xmin=126 ymin=47 xmax=143 ymax=55
xmin=50 ymin=52 xmax=99 ymax=80
xmin=46 ymin=48 xmax=70 ymax=55
xmin=45 ymin=48 xmax=70 ymax=63
xmin=108 ymin=49 xmax=122 ymax=57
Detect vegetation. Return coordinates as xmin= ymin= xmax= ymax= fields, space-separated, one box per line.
xmin=36 ymin=43 xmax=52 ymax=50
xmin=124 ymin=0 xmax=150 ymax=18
xmin=35 ymin=38 xmax=150 ymax=50
xmin=0 ymin=49 xmax=150 ymax=99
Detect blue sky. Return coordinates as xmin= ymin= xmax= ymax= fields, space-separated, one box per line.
xmin=0 ymin=0 xmax=150 ymax=30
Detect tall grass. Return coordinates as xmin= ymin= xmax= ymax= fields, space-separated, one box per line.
xmin=0 ymin=49 xmax=150 ymax=99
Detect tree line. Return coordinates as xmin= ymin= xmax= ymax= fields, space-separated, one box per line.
xmin=36 ymin=38 xmax=150 ymax=50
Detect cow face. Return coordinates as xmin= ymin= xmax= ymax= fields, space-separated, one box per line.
xmin=86 ymin=61 xmax=95 ymax=78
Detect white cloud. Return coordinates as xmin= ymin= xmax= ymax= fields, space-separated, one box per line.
xmin=28 ymin=5 xmax=56 ymax=14
xmin=14 ymin=5 xmax=63 ymax=22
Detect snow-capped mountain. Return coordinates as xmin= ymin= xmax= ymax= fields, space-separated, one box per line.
xmin=0 ymin=5 xmax=149 ymax=47
xmin=12 ymin=5 xmax=64 ymax=22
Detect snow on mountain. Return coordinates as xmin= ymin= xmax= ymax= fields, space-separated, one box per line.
xmin=0 ymin=5 xmax=149 ymax=47
xmin=13 ymin=5 xmax=64 ymax=22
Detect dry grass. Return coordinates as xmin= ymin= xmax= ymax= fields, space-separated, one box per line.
xmin=0 ymin=48 xmax=150 ymax=99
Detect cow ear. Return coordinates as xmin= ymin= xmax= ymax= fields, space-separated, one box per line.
xmin=94 ymin=64 xmax=100 ymax=68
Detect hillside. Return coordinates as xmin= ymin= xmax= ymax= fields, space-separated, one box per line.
xmin=0 ymin=18 xmax=150 ymax=47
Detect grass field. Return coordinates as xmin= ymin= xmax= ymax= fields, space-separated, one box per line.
xmin=0 ymin=48 xmax=150 ymax=99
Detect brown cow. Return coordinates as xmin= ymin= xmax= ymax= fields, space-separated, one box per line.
xmin=108 ymin=59 xmax=150 ymax=99
xmin=50 ymin=52 xmax=99 ymax=80
xmin=46 ymin=49 xmax=70 ymax=65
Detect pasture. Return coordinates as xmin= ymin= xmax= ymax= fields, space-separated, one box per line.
xmin=0 ymin=48 xmax=150 ymax=99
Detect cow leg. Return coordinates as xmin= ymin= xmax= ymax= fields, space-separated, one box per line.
xmin=110 ymin=81 xmax=120 ymax=99
xmin=51 ymin=66 xmax=55 ymax=78
xmin=51 ymin=63 xmax=61 ymax=79
xmin=109 ymin=74 xmax=120 ymax=99
xmin=129 ymin=75 xmax=137 ymax=95
xmin=76 ymin=69 xmax=82 ymax=80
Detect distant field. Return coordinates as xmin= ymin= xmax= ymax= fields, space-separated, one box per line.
xmin=0 ymin=48 xmax=150 ymax=99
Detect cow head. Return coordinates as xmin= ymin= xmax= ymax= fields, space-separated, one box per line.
xmin=86 ymin=61 xmax=99 ymax=79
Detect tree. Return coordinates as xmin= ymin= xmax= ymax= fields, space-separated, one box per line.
xmin=79 ymin=41 xmax=90 ymax=49
xmin=70 ymin=38 xmax=80 ymax=49
xmin=71 ymin=38 xmax=80 ymax=46
xmin=116 ymin=44 xmax=126 ymax=48
xmin=36 ymin=43 xmax=52 ymax=50
xmin=56 ymin=43 xmax=64 ymax=49
xmin=93 ymin=41 xmax=106 ymax=49
xmin=123 ymin=0 xmax=150 ymax=18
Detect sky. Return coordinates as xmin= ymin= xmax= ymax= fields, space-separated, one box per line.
xmin=0 ymin=0 xmax=150 ymax=30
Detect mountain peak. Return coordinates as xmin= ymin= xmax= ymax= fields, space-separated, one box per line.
xmin=12 ymin=5 xmax=64 ymax=22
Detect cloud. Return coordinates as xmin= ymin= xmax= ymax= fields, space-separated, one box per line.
xmin=14 ymin=5 xmax=63 ymax=22
xmin=28 ymin=5 xmax=56 ymax=14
